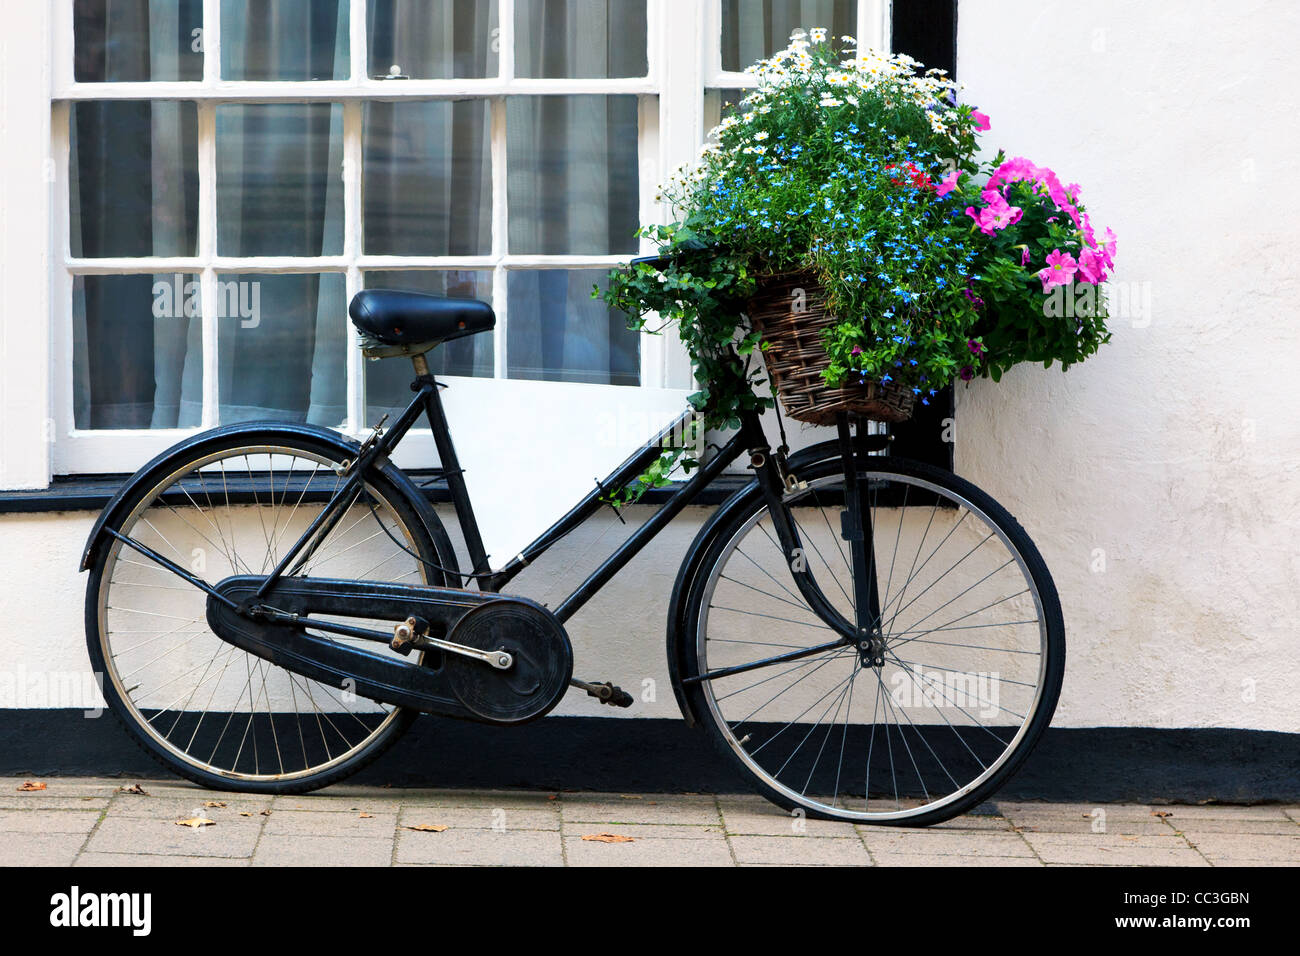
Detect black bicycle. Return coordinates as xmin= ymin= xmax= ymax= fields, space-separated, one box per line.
xmin=81 ymin=282 xmax=1064 ymax=826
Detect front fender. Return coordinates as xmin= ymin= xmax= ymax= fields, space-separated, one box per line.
xmin=78 ymin=421 xmax=454 ymax=580
xmin=665 ymin=440 xmax=843 ymax=727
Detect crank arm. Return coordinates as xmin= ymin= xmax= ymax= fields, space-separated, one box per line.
xmin=392 ymin=617 xmax=513 ymax=670
xmin=417 ymin=634 xmax=513 ymax=671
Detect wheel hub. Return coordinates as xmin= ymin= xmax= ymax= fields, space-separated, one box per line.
xmin=857 ymin=632 xmax=887 ymax=668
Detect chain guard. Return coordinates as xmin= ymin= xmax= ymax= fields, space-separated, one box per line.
xmin=443 ymin=599 xmax=573 ymax=723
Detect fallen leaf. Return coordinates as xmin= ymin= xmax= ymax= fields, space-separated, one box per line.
xmin=117 ymin=783 xmax=148 ymax=795
xmin=259 ymin=809 xmax=272 ymax=817
xmin=618 ymin=794 xmax=643 ymax=800
xmin=582 ymin=833 xmax=635 ymax=843
xmin=405 ymin=824 xmax=449 ymax=833
xmin=17 ymin=781 xmax=46 ymax=792
xmin=1121 ymin=835 xmax=1139 ymax=841
xmin=239 ymin=812 xmax=253 ymax=817
xmin=359 ymin=812 xmax=374 ymax=819
xmin=1151 ymin=810 xmax=1173 ymax=819
xmin=175 ymin=817 xmax=215 ymax=828
xmin=203 ymin=800 xmax=227 ymax=808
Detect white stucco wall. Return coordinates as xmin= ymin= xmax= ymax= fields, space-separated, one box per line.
xmin=1 ymin=1 xmax=1297 ymax=736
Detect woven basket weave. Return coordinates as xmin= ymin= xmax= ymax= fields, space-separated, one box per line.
xmin=748 ymin=272 xmax=915 ymax=426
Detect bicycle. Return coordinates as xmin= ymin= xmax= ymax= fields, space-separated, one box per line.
xmin=80 ymin=275 xmax=1064 ymax=826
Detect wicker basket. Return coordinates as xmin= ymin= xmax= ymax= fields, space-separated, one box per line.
xmin=748 ymin=272 xmax=915 ymax=426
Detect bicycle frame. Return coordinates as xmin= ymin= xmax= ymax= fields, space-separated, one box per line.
xmin=245 ymin=357 xmax=872 ymax=647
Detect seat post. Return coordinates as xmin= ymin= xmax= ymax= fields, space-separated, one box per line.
xmin=412 ymin=355 xmax=492 ymax=584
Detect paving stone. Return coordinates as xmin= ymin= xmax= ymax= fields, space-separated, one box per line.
xmin=109 ymin=793 xmax=274 ymax=819
xmin=718 ymin=802 xmax=862 ymax=837
xmin=395 ymin=827 xmax=563 ymax=866
xmin=1148 ymin=804 xmax=1292 ymax=821
xmin=0 ymin=832 xmax=87 ymax=866
xmin=1179 ymin=832 xmax=1300 ymax=863
xmin=76 ymin=853 xmax=248 ymax=867
xmin=253 ymin=834 xmax=393 ymax=866
xmin=872 ymin=852 xmax=1043 ymax=867
xmin=271 ymin=794 xmax=404 ymax=813
xmin=560 ymin=793 xmax=721 ymax=826
xmin=397 ymin=805 xmax=561 ymax=831
xmin=85 ymin=815 xmax=261 ymax=858
xmin=861 ymin=829 xmax=1035 ymax=858
xmin=563 ymin=822 xmax=724 ymax=840
xmin=1021 ymin=835 xmax=1208 ymax=866
xmin=0 ymin=809 xmax=101 ymax=834
xmin=564 ymin=835 xmax=733 ymax=867
xmin=398 ymin=789 xmax=561 ymax=810
xmin=728 ymin=835 xmax=871 ymax=866
xmin=263 ymin=809 xmax=398 ymax=836
xmin=1169 ymin=818 xmax=1300 ymax=835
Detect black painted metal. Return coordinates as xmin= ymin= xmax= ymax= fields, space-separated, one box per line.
xmin=836 ymin=415 xmax=883 ymax=646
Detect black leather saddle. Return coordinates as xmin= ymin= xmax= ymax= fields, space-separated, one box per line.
xmin=349 ymin=290 xmax=495 ymax=356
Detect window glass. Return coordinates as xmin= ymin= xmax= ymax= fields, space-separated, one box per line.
xmin=507 ymin=270 xmax=638 ymax=386
xmin=507 ymin=95 xmax=641 ymax=255
xmin=216 ymin=273 xmax=347 ymax=425
xmin=70 ymin=101 xmax=199 ymax=258
xmin=363 ymin=101 xmax=492 ymax=257
xmin=220 ymin=0 xmax=350 ymax=81
xmin=720 ymin=0 xmax=853 ymax=71
xmin=367 ymin=0 xmax=499 ymax=79
xmin=74 ymin=0 xmax=205 ymax=82
xmin=216 ymin=103 xmax=345 ymax=257
xmin=72 ymin=273 xmax=203 ymax=429
xmin=515 ymin=0 xmax=647 ymax=78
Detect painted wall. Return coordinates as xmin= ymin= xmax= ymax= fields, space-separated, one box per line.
xmin=2 ymin=1 xmax=1297 ymax=740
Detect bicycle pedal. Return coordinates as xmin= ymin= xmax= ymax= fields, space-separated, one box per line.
xmin=572 ymin=679 xmax=634 ymax=708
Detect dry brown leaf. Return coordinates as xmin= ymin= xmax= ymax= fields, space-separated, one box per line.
xmin=239 ymin=812 xmax=253 ymax=817
xmin=17 ymin=781 xmax=46 ymax=792
xmin=1151 ymin=810 xmax=1173 ymax=818
xmin=175 ymin=816 xmax=215 ymax=828
xmin=203 ymin=800 xmax=227 ymax=808
xmin=259 ymin=809 xmax=272 ymax=816
xmin=117 ymin=783 xmax=148 ymax=795
xmin=582 ymin=833 xmax=635 ymax=843
xmin=405 ymin=824 xmax=449 ymax=833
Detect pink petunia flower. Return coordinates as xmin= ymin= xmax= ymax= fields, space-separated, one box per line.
xmin=1076 ymin=247 xmax=1106 ymax=284
xmin=1038 ymin=249 xmax=1078 ymax=291
xmin=1021 ymin=247 xmax=1033 ymax=267
xmin=971 ymin=109 xmax=991 ymax=131
xmin=936 ymin=169 xmax=963 ymax=197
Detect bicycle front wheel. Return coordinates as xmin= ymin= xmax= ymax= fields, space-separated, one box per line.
xmin=683 ymin=455 xmax=1064 ymax=826
xmin=85 ymin=430 xmax=453 ymax=793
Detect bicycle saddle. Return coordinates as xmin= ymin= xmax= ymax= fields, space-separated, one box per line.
xmin=349 ymin=289 xmax=495 ymax=357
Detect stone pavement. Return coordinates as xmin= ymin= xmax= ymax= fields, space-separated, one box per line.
xmin=2 ymin=777 xmax=1297 ymax=866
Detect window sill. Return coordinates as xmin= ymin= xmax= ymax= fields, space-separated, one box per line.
xmin=0 ymin=472 xmax=752 ymax=515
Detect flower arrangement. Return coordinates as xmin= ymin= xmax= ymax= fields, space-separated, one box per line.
xmin=601 ymin=29 xmax=1114 ymax=491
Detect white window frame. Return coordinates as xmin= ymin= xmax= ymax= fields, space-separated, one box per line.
xmin=26 ymin=0 xmax=894 ymax=485
xmin=46 ymin=0 xmax=711 ymax=476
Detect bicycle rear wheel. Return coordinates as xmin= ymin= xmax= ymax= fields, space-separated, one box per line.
xmin=683 ymin=454 xmax=1064 ymax=825
xmin=84 ymin=430 xmax=453 ymax=793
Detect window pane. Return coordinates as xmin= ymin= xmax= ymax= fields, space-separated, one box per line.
xmin=507 ymin=96 xmax=640 ymax=255
xmin=515 ymin=0 xmax=646 ymax=78
xmin=220 ymin=0 xmax=349 ymax=80
xmin=74 ymin=0 xmax=204 ymax=82
xmin=217 ymin=273 xmax=347 ymax=425
xmin=216 ymin=103 xmax=344 ymax=257
xmin=73 ymin=273 xmax=203 ymax=429
xmin=507 ymin=270 xmax=638 ymax=386
xmin=364 ymin=271 xmax=494 ymax=422
xmin=70 ymin=101 xmax=199 ymax=258
xmin=367 ymin=0 xmax=499 ymax=79
xmin=720 ymin=0 xmax=854 ymax=72
xmin=363 ymin=101 xmax=492 ymax=256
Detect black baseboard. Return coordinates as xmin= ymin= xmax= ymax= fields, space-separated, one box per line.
xmin=2 ymin=710 xmax=1297 ymax=803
